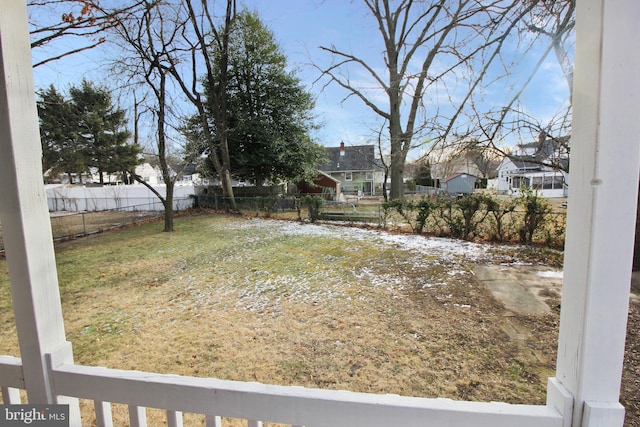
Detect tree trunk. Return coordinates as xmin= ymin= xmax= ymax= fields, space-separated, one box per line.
xmin=389 ymin=151 xmax=405 ymax=199
xmin=157 ymin=72 xmax=174 ymax=232
xmin=163 ymin=180 xmax=174 ymax=232
xmin=214 ymin=1 xmax=237 ymax=212
xmin=388 ymin=94 xmax=405 ymax=199
xmin=220 ymin=168 xmax=237 ymax=212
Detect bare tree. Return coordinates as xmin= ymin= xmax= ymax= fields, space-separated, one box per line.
xmin=452 ymin=0 xmax=575 ymax=172
xmin=174 ymin=0 xmax=238 ymax=212
xmin=28 ymin=0 xmax=145 ymax=67
xmin=526 ymin=0 xmax=575 ymax=99
xmin=317 ymin=0 xmax=529 ymax=199
xmin=112 ymin=0 xmax=193 ymax=231
xmin=113 ymin=0 xmax=239 ymax=219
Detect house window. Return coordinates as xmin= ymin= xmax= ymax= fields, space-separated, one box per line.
xmin=366 ymin=171 xmax=373 ymax=180
xmin=544 ymin=175 xmax=565 ymax=189
xmin=532 ymin=177 xmax=543 ymax=189
xmin=554 ymin=175 xmax=565 ymax=189
xmin=512 ymin=176 xmax=530 ymax=189
xmin=345 ymin=172 xmax=353 ymax=181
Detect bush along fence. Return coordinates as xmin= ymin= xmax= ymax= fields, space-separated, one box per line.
xmin=381 ymin=189 xmax=566 ymax=248
xmin=195 ymin=194 xmax=299 ymax=215
xmin=2 ymin=193 xmax=564 ymax=251
xmin=235 ymin=191 xmax=565 ymax=248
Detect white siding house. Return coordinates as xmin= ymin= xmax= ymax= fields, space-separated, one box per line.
xmin=134 ymin=163 xmax=164 ymax=185
xmin=496 ymin=136 xmax=569 ymax=198
xmin=496 ymin=158 xmax=568 ymax=198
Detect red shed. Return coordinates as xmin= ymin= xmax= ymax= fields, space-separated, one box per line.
xmin=297 ymin=170 xmax=342 ymax=200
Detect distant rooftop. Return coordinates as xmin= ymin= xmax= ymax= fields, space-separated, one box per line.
xmin=318 ymin=142 xmax=384 ymax=172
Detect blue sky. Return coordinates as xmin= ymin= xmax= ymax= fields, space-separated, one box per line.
xmin=31 ymin=1 xmax=571 ymax=159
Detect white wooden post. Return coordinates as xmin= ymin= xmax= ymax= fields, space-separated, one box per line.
xmin=0 ymin=0 xmax=79 ymax=419
xmin=553 ymin=0 xmax=640 ymax=426
xmin=1 ymin=386 xmax=21 ymax=404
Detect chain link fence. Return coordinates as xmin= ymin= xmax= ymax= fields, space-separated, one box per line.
xmin=0 ymin=199 xmax=193 ymax=251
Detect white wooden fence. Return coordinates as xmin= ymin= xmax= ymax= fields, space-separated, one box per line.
xmin=46 ymin=185 xmax=196 ymax=212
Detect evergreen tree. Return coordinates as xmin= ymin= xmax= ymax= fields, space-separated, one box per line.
xmin=38 ymin=85 xmax=87 ymax=183
xmin=186 ymin=10 xmax=325 ymax=186
xmin=414 ymin=160 xmax=434 ymax=187
xmin=69 ymin=80 xmax=137 ymax=184
xmin=37 ymin=80 xmax=140 ymax=183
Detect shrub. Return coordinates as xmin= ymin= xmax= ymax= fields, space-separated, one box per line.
xmin=382 ymin=198 xmax=435 ymax=234
xmin=302 ymin=195 xmax=323 ymax=223
xmin=485 ymin=194 xmax=518 ymax=242
xmin=456 ymin=194 xmax=491 ymax=240
xmin=517 ymin=188 xmax=552 ymax=245
xmin=256 ymin=195 xmax=277 ymax=217
xmin=435 ymin=194 xmax=489 ymax=240
xmin=435 ymin=197 xmax=465 ymax=238
xmin=413 ymin=198 xmax=436 ymax=234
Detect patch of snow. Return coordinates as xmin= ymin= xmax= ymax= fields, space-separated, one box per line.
xmin=240 ymin=218 xmax=490 ymax=261
xmin=537 ymin=271 xmax=563 ymax=278
xmin=174 ymin=218 xmax=535 ymax=316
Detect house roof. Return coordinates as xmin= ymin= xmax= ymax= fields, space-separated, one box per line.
xmin=315 ymin=170 xmax=341 ymax=183
xmin=506 ymin=158 xmax=544 ymax=170
xmin=442 ymin=172 xmax=477 ymax=182
xmin=318 ymin=143 xmax=384 ymax=172
xmin=512 ymin=135 xmax=569 ymax=160
xmin=502 ymin=134 xmax=570 ymax=173
xmin=505 ymin=156 xmax=569 ymax=173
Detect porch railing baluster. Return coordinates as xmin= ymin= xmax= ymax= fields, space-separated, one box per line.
xmin=94 ymin=400 xmax=113 ymax=427
xmin=167 ymin=410 xmax=183 ymax=427
xmin=205 ymin=414 xmax=222 ymax=427
xmin=129 ymin=405 xmax=147 ymax=427
xmin=1 ymin=386 xmax=21 ymax=404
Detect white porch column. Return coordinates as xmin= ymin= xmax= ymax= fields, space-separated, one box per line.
xmin=0 ymin=0 xmax=79 ymax=415
xmin=554 ymin=0 xmax=640 ymax=426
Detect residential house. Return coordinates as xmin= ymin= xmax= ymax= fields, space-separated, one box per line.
xmin=133 ymin=162 xmax=164 ymax=185
xmin=496 ymin=134 xmax=569 ymax=198
xmin=318 ymin=142 xmax=385 ymax=197
xmin=429 ymin=146 xmax=500 ymax=185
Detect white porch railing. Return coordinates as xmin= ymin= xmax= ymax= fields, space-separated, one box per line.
xmin=0 ymin=354 xmax=570 ymax=427
xmin=0 ymin=356 xmax=24 ymax=405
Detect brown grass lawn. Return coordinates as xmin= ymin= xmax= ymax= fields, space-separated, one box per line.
xmin=0 ymin=212 xmax=638 ymax=426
